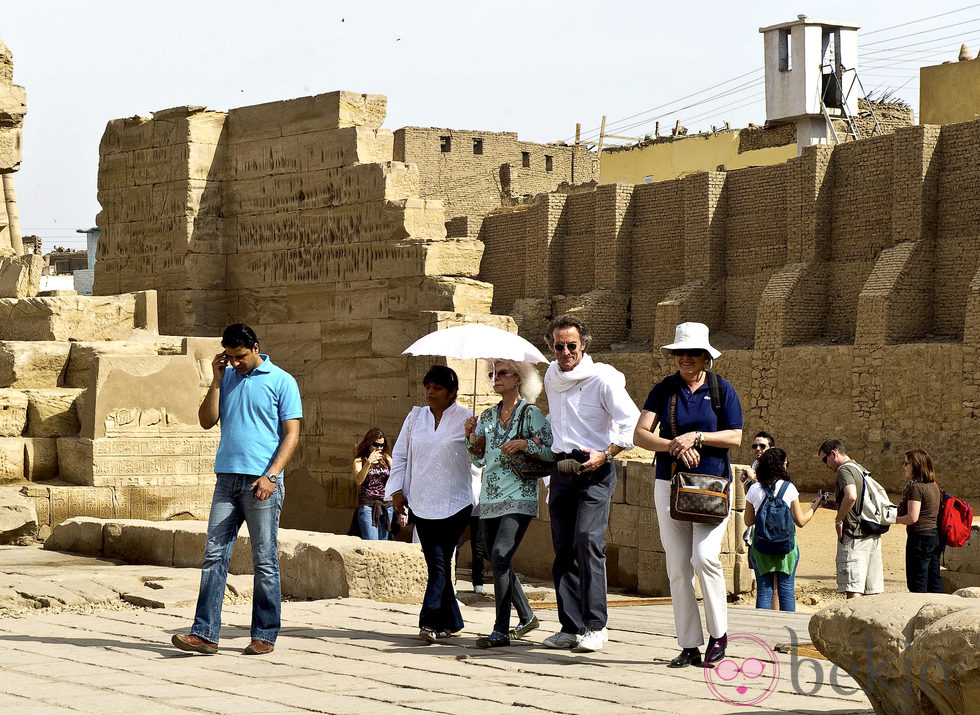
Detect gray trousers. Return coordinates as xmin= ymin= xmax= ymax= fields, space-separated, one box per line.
xmin=548 ymin=461 xmax=615 ymax=634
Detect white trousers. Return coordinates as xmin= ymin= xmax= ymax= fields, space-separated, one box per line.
xmin=654 ymin=478 xmax=729 ymax=649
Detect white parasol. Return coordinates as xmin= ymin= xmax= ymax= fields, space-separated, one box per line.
xmin=402 ymin=323 xmax=550 ymax=411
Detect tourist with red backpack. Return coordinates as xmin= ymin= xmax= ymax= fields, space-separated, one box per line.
xmin=895 ymin=449 xmax=944 ymax=593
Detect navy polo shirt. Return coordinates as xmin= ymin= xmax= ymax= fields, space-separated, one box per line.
xmin=643 ymin=372 xmax=743 ymax=481
xmin=214 ymin=354 xmax=302 ymax=477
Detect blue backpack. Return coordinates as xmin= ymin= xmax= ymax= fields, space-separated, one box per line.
xmin=753 ymin=481 xmax=795 ymax=555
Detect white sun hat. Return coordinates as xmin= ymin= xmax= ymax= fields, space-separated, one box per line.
xmin=659 ymin=322 xmax=721 ymax=359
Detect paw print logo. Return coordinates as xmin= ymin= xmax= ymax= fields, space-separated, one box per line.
xmin=703 ymin=633 xmax=779 ymax=706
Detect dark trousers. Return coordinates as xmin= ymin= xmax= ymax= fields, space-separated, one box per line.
xmin=469 ymin=516 xmax=487 ymax=587
xmin=414 ymin=506 xmax=471 ymax=632
xmin=549 ymin=461 xmax=616 ymax=634
xmin=906 ymin=529 xmax=944 ymax=593
xmin=484 ymin=513 xmax=535 ymax=633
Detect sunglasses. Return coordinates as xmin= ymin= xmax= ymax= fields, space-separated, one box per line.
xmin=372 ymin=441 xmax=385 ymax=448
xmin=752 ymin=443 xmax=768 ymax=449
xmin=671 ymin=349 xmax=705 ymax=357
xmin=553 ymin=342 xmax=578 ymax=353
xmin=488 ymin=370 xmax=513 ymax=379
xmin=821 ymin=453 xmax=830 ymax=464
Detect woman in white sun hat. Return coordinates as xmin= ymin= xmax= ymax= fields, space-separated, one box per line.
xmin=633 ymin=322 xmax=743 ymax=669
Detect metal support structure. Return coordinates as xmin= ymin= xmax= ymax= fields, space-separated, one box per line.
xmin=819 ymin=63 xmax=881 ymax=146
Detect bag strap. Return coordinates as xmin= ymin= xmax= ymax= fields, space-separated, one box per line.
xmin=515 ymin=400 xmax=531 ymax=438
xmin=775 ymin=480 xmax=790 ymax=500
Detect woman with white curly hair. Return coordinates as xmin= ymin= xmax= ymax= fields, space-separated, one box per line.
xmin=464 ymin=359 xmax=553 ymax=648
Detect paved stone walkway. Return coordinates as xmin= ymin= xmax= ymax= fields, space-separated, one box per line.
xmin=0 ymin=547 xmax=873 ymax=714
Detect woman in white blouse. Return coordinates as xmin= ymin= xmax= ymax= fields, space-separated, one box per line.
xmin=385 ymin=365 xmax=477 ymax=643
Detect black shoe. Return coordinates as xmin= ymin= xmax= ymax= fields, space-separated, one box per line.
xmin=706 ymin=634 xmax=728 ymax=663
xmin=667 ymin=647 xmax=702 ymax=668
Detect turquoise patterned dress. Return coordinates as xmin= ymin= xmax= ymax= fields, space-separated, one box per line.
xmin=468 ymin=398 xmax=554 ymax=519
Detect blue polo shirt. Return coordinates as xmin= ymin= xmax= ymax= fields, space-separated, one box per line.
xmin=643 ymin=372 xmax=743 ymax=481
xmin=214 ymin=354 xmax=302 ymax=477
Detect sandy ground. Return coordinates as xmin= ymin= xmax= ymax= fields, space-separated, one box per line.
xmin=742 ymin=493 xmax=909 ymax=613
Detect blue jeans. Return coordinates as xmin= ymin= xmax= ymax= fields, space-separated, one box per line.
xmin=191 ymin=473 xmax=284 ymax=644
xmin=754 ymin=545 xmax=799 ymax=612
xmin=484 ymin=513 xmax=535 ymax=633
xmin=413 ymin=506 xmax=470 ymax=632
xmin=356 ymin=505 xmax=393 ymax=540
xmin=906 ymin=529 xmax=943 ymax=593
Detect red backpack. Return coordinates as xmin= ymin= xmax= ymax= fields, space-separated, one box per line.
xmin=937 ymin=483 xmax=974 ymax=548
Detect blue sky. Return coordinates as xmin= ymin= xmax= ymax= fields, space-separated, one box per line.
xmin=3 ymin=1 xmax=975 ymax=251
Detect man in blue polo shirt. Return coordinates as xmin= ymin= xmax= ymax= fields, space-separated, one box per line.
xmin=172 ymin=323 xmax=302 ymax=656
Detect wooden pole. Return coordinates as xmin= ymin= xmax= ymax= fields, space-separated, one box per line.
xmin=597 ymin=115 xmax=607 ymax=155
xmin=573 ymin=122 xmax=581 ymax=184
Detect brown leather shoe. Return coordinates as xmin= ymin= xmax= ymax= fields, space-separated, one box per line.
xmin=171 ymin=633 xmax=218 ymax=655
xmin=243 ymin=638 xmax=275 ymax=655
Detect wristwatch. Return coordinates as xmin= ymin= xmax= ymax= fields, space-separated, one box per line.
xmin=603 ymin=450 xmax=613 ymax=464
xmin=264 ymin=473 xmax=279 ymax=484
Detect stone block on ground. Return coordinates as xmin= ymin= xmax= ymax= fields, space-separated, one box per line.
xmin=103 ymin=519 xmax=180 ymax=566
xmin=0 ymin=487 xmax=37 ymax=544
xmin=43 ymin=516 xmax=106 ymax=555
xmin=809 ymin=592 xmax=980 ymax=715
xmin=0 ymin=254 xmax=43 ymax=298
xmin=47 ymin=518 xmax=427 ymax=604
xmin=942 ymin=521 xmax=980 ymax=572
xmin=0 ymin=340 xmax=71 ymax=389
xmin=0 ymin=388 xmax=27 ymax=436
xmin=122 ymin=586 xmax=198 ymax=608
xmin=22 ymin=388 xmax=82 ymax=437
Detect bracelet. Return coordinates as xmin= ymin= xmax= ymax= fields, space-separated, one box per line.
xmin=694 ymin=431 xmax=703 ymax=448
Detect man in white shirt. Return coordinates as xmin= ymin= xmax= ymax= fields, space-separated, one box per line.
xmin=542 ymin=315 xmax=640 ymax=653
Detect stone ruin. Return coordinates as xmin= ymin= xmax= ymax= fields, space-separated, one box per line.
xmin=0 ymin=290 xmax=221 ymax=540
xmin=0 ymin=39 xmax=41 ymax=298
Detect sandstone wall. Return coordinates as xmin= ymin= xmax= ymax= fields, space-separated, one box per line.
xmin=95 ymin=92 xmax=508 ymax=533
xmin=393 ymin=126 xmax=595 ymax=220
xmin=479 ymin=121 xmax=980 ymax=498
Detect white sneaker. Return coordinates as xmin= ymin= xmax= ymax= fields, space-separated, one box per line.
xmin=543 ymin=631 xmax=580 ymax=649
xmin=573 ymin=628 xmax=607 ymax=652
xmin=473 ymin=585 xmax=486 ymax=595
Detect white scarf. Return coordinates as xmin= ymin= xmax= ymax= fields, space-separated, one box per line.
xmin=545 ymin=353 xmax=601 ymax=393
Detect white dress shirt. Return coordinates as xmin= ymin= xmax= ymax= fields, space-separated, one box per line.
xmin=385 ymin=402 xmax=479 ymax=520
xmin=544 ymin=354 xmax=640 ymax=454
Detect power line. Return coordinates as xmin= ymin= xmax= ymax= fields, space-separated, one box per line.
xmin=862 ymin=15 xmax=980 ymax=47
xmin=861 ymin=3 xmax=980 ymax=36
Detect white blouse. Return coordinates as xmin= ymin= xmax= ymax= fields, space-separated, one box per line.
xmin=385 ymin=402 xmax=479 ymax=520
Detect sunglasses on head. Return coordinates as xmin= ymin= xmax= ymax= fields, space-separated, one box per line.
xmin=372 ymin=441 xmax=385 ymax=448
xmin=671 ymin=349 xmax=704 ymax=357
xmin=553 ymin=342 xmax=578 ymax=353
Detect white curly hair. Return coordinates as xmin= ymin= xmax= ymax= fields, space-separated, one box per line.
xmin=489 ymin=359 xmax=543 ymax=403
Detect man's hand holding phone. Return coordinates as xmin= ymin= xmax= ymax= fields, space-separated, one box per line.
xmin=211 ymin=352 xmax=229 ymax=383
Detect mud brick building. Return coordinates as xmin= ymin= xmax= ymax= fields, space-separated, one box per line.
xmin=394 ymin=126 xmax=595 ymax=220
xmin=478 ymin=122 xmax=980 ymax=497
